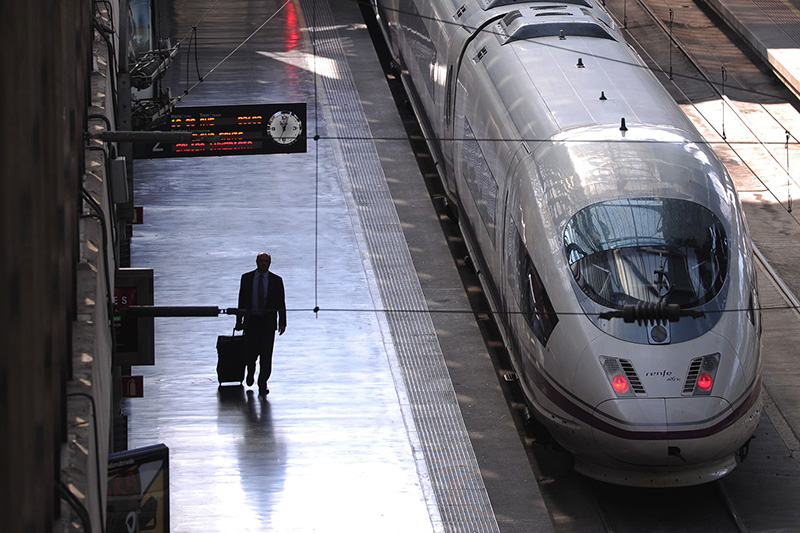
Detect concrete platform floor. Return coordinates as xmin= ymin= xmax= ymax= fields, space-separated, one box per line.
xmin=125 ymin=0 xmax=551 ymax=531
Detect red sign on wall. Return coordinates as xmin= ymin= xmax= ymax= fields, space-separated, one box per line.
xmin=114 ymin=268 xmax=154 ymax=366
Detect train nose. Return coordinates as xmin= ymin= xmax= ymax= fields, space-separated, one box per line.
xmin=592 ymin=397 xmax=735 ymax=467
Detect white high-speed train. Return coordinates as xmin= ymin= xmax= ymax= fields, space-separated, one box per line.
xmin=371 ymin=0 xmax=762 ymax=486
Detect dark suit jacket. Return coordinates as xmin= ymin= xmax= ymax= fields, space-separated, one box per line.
xmin=237 ymin=270 xmax=286 ymax=332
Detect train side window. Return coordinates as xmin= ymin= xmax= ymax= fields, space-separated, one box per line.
xmin=508 ymin=220 xmax=559 ymax=344
xmin=462 ymin=118 xmax=498 ymax=244
xmin=445 ymin=65 xmax=453 ymax=125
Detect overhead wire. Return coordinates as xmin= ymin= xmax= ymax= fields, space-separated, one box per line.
xmin=176 ymin=0 xmax=293 ymax=101
xmin=147 ymin=0 xmax=800 ymax=319
xmin=174 ymin=0 xmax=223 ymax=47
xmin=184 ymin=26 xmax=202 ymax=95
xmin=245 ymin=304 xmax=800 ymax=318
xmin=618 ymin=0 xmax=800 ymax=214
xmin=167 ymin=0 xmax=800 ymax=145
xmin=348 ymin=0 xmax=794 ymax=105
xmin=167 ymin=0 xmax=797 ymax=111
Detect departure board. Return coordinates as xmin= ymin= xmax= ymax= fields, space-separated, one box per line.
xmin=135 ymin=103 xmax=307 ymax=159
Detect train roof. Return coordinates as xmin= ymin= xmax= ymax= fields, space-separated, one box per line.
xmin=534 ymin=125 xmax=739 ymax=230
xmin=477 ymin=5 xmax=700 ymax=143
xmin=469 ymin=4 xmax=737 ymax=222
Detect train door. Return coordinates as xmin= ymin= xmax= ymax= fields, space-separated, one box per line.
xmin=451 ymin=55 xmax=518 ymax=282
xmin=441 ymin=63 xmax=457 ymax=198
xmin=498 ymin=144 xmax=528 ymax=328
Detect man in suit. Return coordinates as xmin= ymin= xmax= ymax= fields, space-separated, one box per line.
xmin=236 ymin=252 xmax=286 ymax=396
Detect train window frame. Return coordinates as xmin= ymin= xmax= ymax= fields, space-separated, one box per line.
xmin=563 ymin=198 xmax=729 ymax=310
xmin=445 ymin=65 xmax=454 ymax=126
xmin=462 ymin=117 xmax=499 ymax=244
xmin=507 ymin=219 xmax=559 ymax=345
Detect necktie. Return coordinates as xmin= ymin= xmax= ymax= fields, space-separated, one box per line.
xmin=258 ymin=274 xmax=266 ymax=310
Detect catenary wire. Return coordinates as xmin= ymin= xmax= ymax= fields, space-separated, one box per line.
xmin=346 ymin=0 xmax=793 ymax=104
xmin=618 ymin=0 xmax=800 ymax=210
xmin=148 ymin=0 xmax=800 ymax=320
xmin=269 ymin=304 xmax=798 ymax=316
xmin=176 ymin=0 xmax=292 ymax=101
xmin=169 ymin=0 xmax=797 ymax=110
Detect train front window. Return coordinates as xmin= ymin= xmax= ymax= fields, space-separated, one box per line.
xmin=563 ymin=198 xmax=728 ymax=309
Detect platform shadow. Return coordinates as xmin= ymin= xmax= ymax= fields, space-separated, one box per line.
xmin=216 ymin=388 xmax=287 ymax=524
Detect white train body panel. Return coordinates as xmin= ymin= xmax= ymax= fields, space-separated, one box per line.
xmin=372 ymin=0 xmax=762 ymax=486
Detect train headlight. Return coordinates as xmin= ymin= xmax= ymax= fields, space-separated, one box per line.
xmin=600 ymin=356 xmax=645 ymax=397
xmin=612 ymin=374 xmax=630 ymax=394
xmin=682 ymin=353 xmax=720 ymax=395
xmin=697 ymin=372 xmax=714 ymax=391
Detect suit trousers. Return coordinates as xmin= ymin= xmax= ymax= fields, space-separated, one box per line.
xmin=244 ymin=325 xmax=276 ymax=389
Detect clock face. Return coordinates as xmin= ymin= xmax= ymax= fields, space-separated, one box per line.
xmin=267 ymin=111 xmax=303 ymax=145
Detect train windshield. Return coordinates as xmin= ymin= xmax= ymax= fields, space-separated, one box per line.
xmin=564 ymin=198 xmax=728 ymax=309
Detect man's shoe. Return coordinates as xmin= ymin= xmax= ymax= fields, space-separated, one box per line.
xmin=258 ymin=385 xmax=269 ymax=396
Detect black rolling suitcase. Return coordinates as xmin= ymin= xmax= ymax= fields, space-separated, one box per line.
xmin=216 ymin=328 xmax=246 ymax=386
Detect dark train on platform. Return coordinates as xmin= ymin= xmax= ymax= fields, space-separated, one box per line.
xmin=371 ymin=0 xmax=762 ymax=485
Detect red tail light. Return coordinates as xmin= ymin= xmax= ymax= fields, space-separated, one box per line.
xmin=697 ymin=372 xmax=713 ymax=391
xmin=612 ymin=374 xmax=630 ymax=394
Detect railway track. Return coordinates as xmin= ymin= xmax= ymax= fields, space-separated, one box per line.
xmin=614 ymin=0 xmax=800 ymax=211
xmin=590 ymin=478 xmax=747 ymax=532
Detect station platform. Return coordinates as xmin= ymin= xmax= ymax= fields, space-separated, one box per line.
xmin=703 ymin=0 xmax=800 ymax=98
xmin=125 ymin=0 xmax=553 ymax=531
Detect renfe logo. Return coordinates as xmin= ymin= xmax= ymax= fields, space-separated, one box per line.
xmin=646 ymin=369 xmax=682 ymax=382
